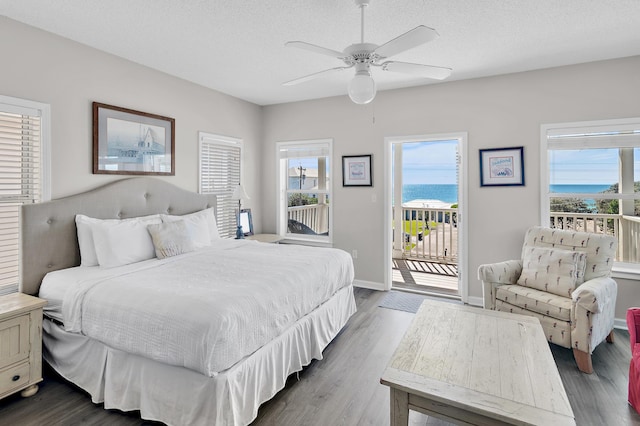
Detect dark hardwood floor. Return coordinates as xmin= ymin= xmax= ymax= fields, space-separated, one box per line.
xmin=1 ymin=288 xmax=639 ymax=425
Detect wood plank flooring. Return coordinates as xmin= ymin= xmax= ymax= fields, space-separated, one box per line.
xmin=0 ymin=288 xmax=638 ymax=425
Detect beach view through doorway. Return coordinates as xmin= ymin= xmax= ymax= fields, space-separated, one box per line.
xmin=390 ymin=139 xmax=461 ymax=297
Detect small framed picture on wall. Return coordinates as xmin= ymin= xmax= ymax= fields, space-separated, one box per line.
xmin=342 ymin=154 xmax=372 ymax=187
xmin=479 ymin=146 xmax=524 ymax=186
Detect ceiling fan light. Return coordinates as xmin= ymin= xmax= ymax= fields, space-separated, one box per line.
xmin=348 ymin=72 xmax=376 ymax=104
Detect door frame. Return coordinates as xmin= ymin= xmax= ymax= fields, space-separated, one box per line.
xmin=383 ymin=132 xmax=469 ymax=304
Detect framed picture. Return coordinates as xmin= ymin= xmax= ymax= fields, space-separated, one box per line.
xmin=93 ymin=102 xmax=175 ymax=175
xmin=238 ymin=208 xmax=254 ymax=236
xmin=342 ymin=155 xmax=372 ymax=187
xmin=479 ymin=146 xmax=525 ymax=186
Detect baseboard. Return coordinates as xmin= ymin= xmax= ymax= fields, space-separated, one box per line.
xmin=353 ymin=279 xmax=386 ymax=291
xmin=614 ymin=317 xmax=628 ymax=331
xmin=466 ymin=296 xmax=483 ymax=307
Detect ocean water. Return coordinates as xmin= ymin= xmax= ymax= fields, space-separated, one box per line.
xmin=400 ymin=184 xmax=615 ymax=205
xmin=550 ymin=184 xmax=613 ymax=193
xmin=550 ymin=184 xmax=614 ymax=209
xmin=402 ymin=184 xmax=458 ymax=204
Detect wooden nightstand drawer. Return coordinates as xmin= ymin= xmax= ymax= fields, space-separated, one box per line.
xmin=0 ymin=293 xmax=47 ymax=401
xmin=0 ymin=361 xmax=30 ymax=396
xmin=0 ymin=314 xmax=30 ymax=369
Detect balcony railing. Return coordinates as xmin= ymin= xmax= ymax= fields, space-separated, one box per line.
xmin=287 ymin=203 xmax=329 ymax=235
xmin=397 ymin=207 xmax=458 ymax=263
xmin=549 ymin=212 xmax=640 ymax=262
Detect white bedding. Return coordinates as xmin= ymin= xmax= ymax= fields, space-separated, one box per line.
xmin=39 ymin=239 xmax=354 ymax=377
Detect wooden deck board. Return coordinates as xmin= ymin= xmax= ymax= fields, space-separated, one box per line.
xmin=393 ymin=259 xmax=459 ymax=295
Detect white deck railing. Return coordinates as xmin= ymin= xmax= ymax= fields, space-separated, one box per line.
xmin=287 ymin=204 xmax=329 ymax=234
xmin=549 ymin=212 xmax=640 ymax=262
xmin=398 ymin=207 xmax=458 ymax=263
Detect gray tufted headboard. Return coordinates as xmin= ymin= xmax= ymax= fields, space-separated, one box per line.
xmin=20 ymin=178 xmax=217 ymax=295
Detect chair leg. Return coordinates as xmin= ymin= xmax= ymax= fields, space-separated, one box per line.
xmin=573 ymin=348 xmax=594 ymax=374
xmin=606 ymin=330 xmax=615 ymax=344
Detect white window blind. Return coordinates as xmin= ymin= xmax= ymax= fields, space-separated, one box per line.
xmin=0 ymin=98 xmax=49 ymax=295
xmin=198 ymin=133 xmax=242 ymax=239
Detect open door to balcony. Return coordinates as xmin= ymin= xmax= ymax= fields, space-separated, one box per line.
xmin=384 ymin=133 xmax=468 ymax=303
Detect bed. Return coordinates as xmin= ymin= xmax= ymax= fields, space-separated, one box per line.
xmin=20 ymin=177 xmax=356 ymax=426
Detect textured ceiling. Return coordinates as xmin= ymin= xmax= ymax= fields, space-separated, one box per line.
xmin=2 ymin=0 xmax=640 ymax=106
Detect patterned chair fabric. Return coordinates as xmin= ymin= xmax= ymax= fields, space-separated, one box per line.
xmin=478 ymin=226 xmax=618 ymax=373
xmin=627 ymin=308 xmax=640 ymax=415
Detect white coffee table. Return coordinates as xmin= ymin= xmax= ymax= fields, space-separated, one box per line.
xmin=380 ymin=299 xmax=575 ymax=425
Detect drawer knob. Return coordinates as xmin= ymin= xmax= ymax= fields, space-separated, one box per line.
xmin=12 ymin=375 xmax=20 ymax=382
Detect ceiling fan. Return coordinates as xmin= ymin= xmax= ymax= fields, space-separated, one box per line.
xmin=283 ymin=0 xmax=452 ymax=104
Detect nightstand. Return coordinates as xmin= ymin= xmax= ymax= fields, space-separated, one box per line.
xmin=0 ymin=293 xmax=47 ymax=400
xmin=246 ymin=234 xmax=285 ymax=244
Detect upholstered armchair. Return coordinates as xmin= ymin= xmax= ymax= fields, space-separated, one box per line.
xmin=478 ymin=226 xmax=618 ymax=373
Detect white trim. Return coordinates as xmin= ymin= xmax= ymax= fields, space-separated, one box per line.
xmin=541 ymin=117 xmax=640 ymax=274
xmin=353 ymin=279 xmax=385 ymax=291
xmin=275 ymin=138 xmax=333 ymax=244
xmin=280 ymin=238 xmax=332 ymax=248
xmin=466 ymin=296 xmax=483 ymax=307
xmin=383 ymin=132 xmax=469 ymax=302
xmin=198 ymin=132 xmax=243 ymax=192
xmin=197 ymin=132 xmax=243 ymax=238
xmin=613 ymin=263 xmax=640 ymax=280
xmin=0 ymin=95 xmax=51 ymax=202
xmin=614 ymin=317 xmax=628 ymax=331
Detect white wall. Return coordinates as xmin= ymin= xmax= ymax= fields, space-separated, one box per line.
xmin=0 ymin=16 xmax=263 ymax=228
xmin=262 ymin=56 xmax=640 ymax=320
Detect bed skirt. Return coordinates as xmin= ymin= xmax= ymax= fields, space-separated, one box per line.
xmin=43 ymin=284 xmax=356 ymax=426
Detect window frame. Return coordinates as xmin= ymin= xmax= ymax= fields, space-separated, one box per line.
xmin=0 ymin=95 xmax=51 ymax=295
xmin=540 ymin=117 xmax=640 ymax=279
xmin=198 ymin=132 xmax=243 ymax=239
xmin=276 ymin=138 xmax=333 ymax=246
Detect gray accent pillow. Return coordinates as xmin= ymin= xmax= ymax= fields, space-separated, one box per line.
xmin=147 ymin=220 xmax=195 ymax=259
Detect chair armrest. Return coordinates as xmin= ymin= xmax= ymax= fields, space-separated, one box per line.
xmin=477 ymin=260 xmax=522 ymax=284
xmin=571 ymin=277 xmax=617 ymax=314
xmin=571 ymin=277 xmax=617 ymax=353
xmin=477 ymin=260 xmax=522 ymax=309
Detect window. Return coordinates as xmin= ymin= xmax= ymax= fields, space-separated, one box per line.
xmin=0 ymin=95 xmax=50 ymax=295
xmin=277 ymin=139 xmax=332 ymax=243
xmin=198 ymin=132 xmax=242 ymax=239
xmin=541 ymin=118 xmax=640 ymax=272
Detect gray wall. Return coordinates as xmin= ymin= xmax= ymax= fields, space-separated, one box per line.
xmin=0 ymin=16 xmax=263 ymax=225
xmin=2 ymin=16 xmax=638 ymax=322
xmin=262 ymin=56 xmax=640 ymax=320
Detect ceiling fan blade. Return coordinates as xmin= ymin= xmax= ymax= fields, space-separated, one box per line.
xmin=285 ymin=41 xmax=347 ymax=59
xmin=381 ymin=61 xmax=452 ymax=80
xmin=374 ymin=26 xmax=439 ymax=59
xmin=283 ymin=66 xmax=353 ymax=86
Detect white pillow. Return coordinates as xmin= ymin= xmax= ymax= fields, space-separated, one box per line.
xmin=76 ymin=215 xmax=101 ymax=267
xmin=147 ymin=220 xmax=195 ymax=259
xmin=161 ymin=208 xmax=219 ymax=247
xmin=75 ymin=214 xmax=161 ymax=266
xmin=90 ymin=217 xmax=162 ymax=268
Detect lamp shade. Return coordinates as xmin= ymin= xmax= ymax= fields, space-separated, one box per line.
xmin=231 ymin=184 xmax=250 ymax=201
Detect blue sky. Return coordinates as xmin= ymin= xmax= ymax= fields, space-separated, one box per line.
xmin=398 ymin=140 xmax=458 ymax=184
xmin=549 ymin=148 xmax=640 ymax=185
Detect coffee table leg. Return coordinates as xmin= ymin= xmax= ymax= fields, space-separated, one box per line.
xmin=389 ymin=388 xmax=409 ymax=426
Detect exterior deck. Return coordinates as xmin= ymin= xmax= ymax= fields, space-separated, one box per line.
xmin=392 ymin=259 xmax=459 ymax=296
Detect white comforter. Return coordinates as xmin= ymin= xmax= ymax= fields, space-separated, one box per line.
xmin=41 ymin=239 xmax=354 ymax=377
